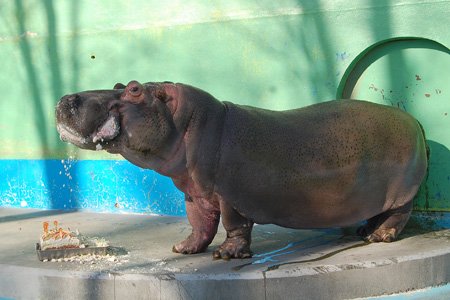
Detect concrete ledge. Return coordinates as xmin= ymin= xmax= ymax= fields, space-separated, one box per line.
xmin=0 ymin=208 xmax=449 ymax=299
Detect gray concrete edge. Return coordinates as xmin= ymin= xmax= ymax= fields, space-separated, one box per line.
xmin=1 ymin=251 xmax=449 ymax=300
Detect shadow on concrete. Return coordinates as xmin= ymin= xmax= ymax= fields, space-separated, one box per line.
xmin=403 ymin=211 xmax=450 ymax=238
xmin=0 ymin=209 xmax=76 ymax=224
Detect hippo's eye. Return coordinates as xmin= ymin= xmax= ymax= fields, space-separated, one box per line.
xmin=129 ymin=85 xmax=142 ymax=97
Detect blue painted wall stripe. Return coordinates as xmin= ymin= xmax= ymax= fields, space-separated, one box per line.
xmin=0 ymin=159 xmax=185 ymax=216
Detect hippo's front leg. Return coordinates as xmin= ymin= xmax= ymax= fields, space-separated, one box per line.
xmin=172 ymin=195 xmax=220 ymax=254
xmin=213 ymin=198 xmax=254 ymax=260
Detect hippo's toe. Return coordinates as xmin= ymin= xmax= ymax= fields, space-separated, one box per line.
xmin=365 ymin=228 xmax=397 ymax=243
xmin=213 ymin=237 xmax=252 ymax=260
xmin=172 ymin=234 xmax=210 ymax=254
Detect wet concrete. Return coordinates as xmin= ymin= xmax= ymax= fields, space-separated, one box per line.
xmin=0 ymin=208 xmax=449 ymax=299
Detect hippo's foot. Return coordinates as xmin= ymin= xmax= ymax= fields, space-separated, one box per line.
xmin=357 ymin=202 xmax=412 ymax=243
xmin=365 ymin=228 xmax=397 ymax=242
xmin=358 ymin=225 xmax=397 ymax=242
xmin=173 ymin=195 xmax=220 ymax=255
xmin=213 ymin=236 xmax=252 ymax=260
xmin=172 ymin=233 xmax=210 ymax=254
xmin=215 ymin=198 xmax=254 ymax=260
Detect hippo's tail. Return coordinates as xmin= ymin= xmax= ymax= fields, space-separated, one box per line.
xmin=417 ymin=121 xmax=430 ymax=166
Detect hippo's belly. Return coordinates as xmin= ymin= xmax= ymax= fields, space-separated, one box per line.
xmin=216 ymin=159 xmax=400 ymax=228
xmin=215 ymin=100 xmax=427 ymax=228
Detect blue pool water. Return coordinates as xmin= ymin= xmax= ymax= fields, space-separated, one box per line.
xmin=362 ymin=283 xmax=450 ymax=299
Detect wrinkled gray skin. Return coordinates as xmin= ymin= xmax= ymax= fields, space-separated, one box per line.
xmin=56 ymin=80 xmax=428 ymax=259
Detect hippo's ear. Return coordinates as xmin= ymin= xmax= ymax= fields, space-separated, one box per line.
xmin=156 ymin=86 xmax=177 ymax=114
xmin=155 ymin=88 xmax=169 ymax=102
xmin=114 ymin=83 xmax=126 ymax=89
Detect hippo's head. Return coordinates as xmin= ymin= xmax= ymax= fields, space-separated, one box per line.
xmin=55 ymin=81 xmax=182 ymax=159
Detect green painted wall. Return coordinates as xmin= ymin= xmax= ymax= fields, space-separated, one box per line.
xmin=0 ymin=0 xmax=449 ymax=210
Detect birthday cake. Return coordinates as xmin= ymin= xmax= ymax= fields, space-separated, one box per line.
xmin=39 ymin=221 xmax=81 ymax=250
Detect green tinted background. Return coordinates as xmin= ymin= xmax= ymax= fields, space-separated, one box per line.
xmin=0 ymin=0 xmax=448 ymax=211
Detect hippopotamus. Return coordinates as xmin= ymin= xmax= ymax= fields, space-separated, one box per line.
xmin=55 ymin=80 xmax=428 ymax=259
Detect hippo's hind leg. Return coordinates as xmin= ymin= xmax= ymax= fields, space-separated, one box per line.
xmin=172 ymin=195 xmax=220 ymax=254
xmin=358 ymin=201 xmax=413 ymax=243
xmin=213 ymin=198 xmax=254 ymax=260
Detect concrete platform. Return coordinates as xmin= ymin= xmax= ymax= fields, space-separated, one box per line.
xmin=0 ymin=208 xmax=449 ymax=299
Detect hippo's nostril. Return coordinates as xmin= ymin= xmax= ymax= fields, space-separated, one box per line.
xmin=62 ymin=94 xmax=81 ymax=109
xmin=67 ymin=94 xmax=80 ymax=103
xmin=59 ymin=94 xmax=77 ymax=102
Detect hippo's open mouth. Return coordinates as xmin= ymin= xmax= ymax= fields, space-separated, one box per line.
xmin=57 ymin=114 xmax=120 ymax=147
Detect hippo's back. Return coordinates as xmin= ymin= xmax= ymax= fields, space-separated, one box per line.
xmin=215 ymin=100 xmax=427 ymax=228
